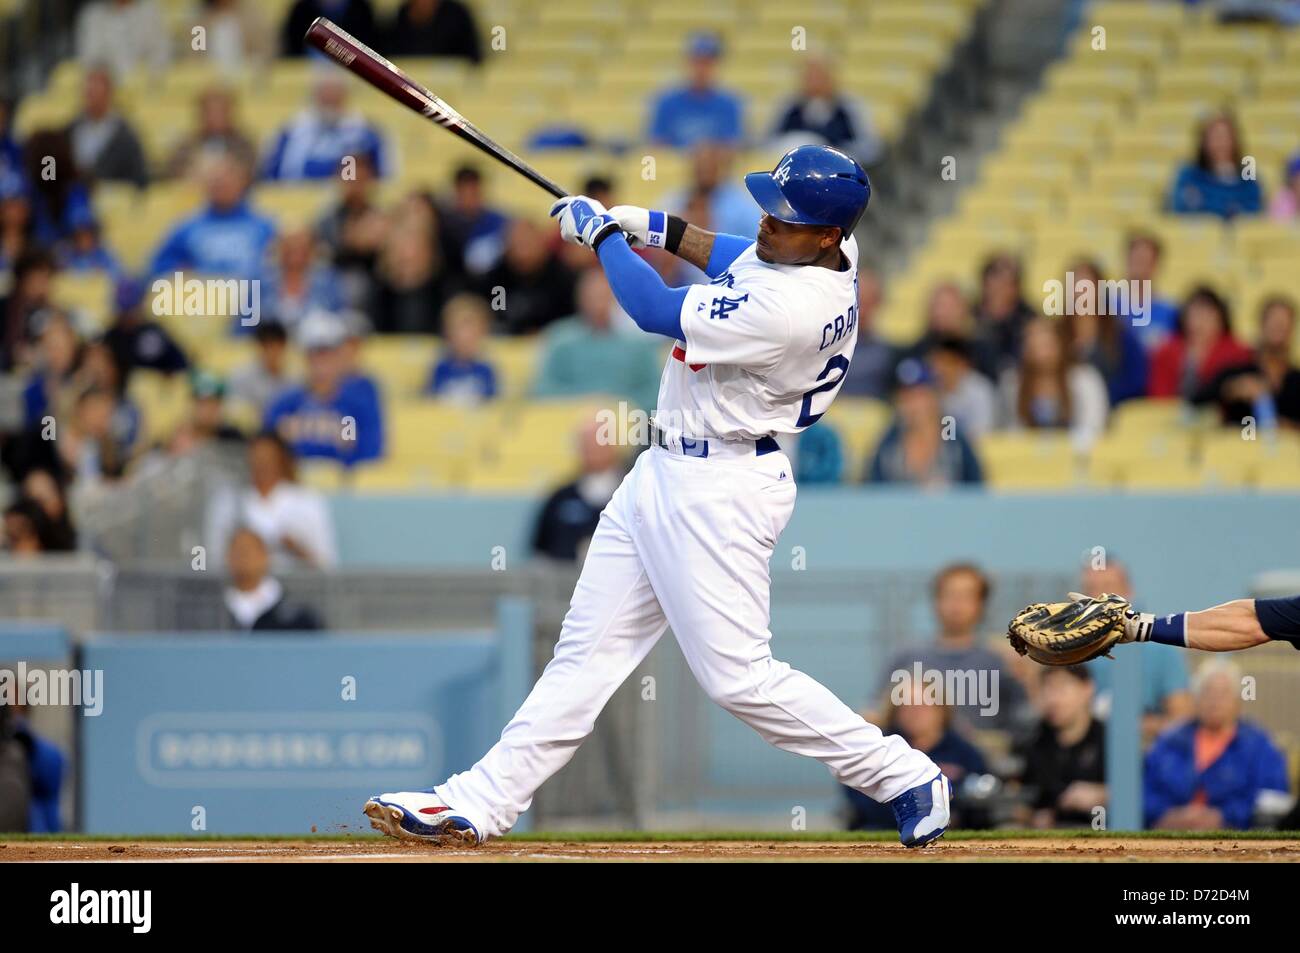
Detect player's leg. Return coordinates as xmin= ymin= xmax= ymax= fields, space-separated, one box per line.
xmin=367 ymin=459 xmax=668 ymax=843
xmin=635 ymin=450 xmax=942 ymax=814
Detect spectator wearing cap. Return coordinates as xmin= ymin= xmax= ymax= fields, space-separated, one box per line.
xmin=1145 ymin=660 xmax=1289 ymax=830
xmin=228 ymin=321 xmax=292 ymax=418
xmin=837 ymin=264 xmax=894 ymax=399
xmin=1269 ymin=153 xmax=1300 ymax=222
xmin=224 ymin=527 xmax=324 ymax=632
xmin=262 ymin=74 xmax=389 ymax=181
xmin=185 ymin=370 xmax=246 ymax=445
xmin=165 ymin=85 xmax=259 ymax=180
xmin=1017 ymin=665 xmax=1107 ymax=829
xmin=647 ymin=33 xmax=745 ymax=149
xmin=380 ymin=0 xmax=482 ymax=62
xmin=427 ymin=293 xmax=498 ymax=404
xmin=439 ymin=165 xmax=510 ymax=277
xmin=998 ymin=316 xmax=1109 ymax=451
xmin=148 ymin=152 xmax=276 ymax=281
xmin=65 ymin=65 xmax=149 ymax=188
xmin=1168 ymin=111 xmax=1262 ymax=220
xmin=866 ymin=358 xmax=983 ymax=486
xmin=532 ymin=269 xmax=662 ymax=413
xmin=928 ymin=335 xmax=997 ymax=441
xmin=282 ymin=0 xmax=377 ymax=57
xmin=207 ymin=431 xmax=338 ymax=572
xmin=56 ymin=205 xmax=120 ymax=278
xmin=102 ymin=278 xmax=190 ymax=387
xmin=1148 ymin=286 xmax=1253 ymax=400
xmin=768 ymin=56 xmax=882 ymax=168
xmin=76 ymin=0 xmax=170 ymax=78
xmin=263 ymin=311 xmax=384 ymax=466
xmin=1117 ymin=232 xmax=1181 ymax=353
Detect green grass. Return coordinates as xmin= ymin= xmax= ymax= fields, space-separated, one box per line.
xmin=5 ymin=829 xmax=1298 ymax=843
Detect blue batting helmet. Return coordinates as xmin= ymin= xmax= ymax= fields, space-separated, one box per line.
xmin=744 ymin=144 xmax=871 ymax=237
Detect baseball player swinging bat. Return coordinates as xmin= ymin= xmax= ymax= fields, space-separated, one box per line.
xmin=319 ymin=24 xmax=952 ymax=848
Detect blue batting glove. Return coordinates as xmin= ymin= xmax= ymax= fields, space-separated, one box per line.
xmin=549 ymin=195 xmax=622 ymax=250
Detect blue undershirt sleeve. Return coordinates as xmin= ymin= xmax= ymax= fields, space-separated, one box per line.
xmin=596 ymin=233 xmax=687 ymax=341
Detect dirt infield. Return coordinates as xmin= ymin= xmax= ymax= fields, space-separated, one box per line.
xmin=4 ymin=835 xmax=1299 ymax=862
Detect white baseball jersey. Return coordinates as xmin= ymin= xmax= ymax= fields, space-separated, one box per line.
xmin=655 ymin=235 xmax=861 ymax=441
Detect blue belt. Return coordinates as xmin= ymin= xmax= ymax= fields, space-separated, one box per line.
xmin=651 ymin=424 xmax=780 ymax=459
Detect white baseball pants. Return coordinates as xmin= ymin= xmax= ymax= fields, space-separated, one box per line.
xmin=436 ymin=445 xmax=938 ymax=838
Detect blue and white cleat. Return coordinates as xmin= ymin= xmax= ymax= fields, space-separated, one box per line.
xmin=364 ymin=791 xmax=481 ymax=846
xmin=889 ymin=773 xmax=951 ymax=848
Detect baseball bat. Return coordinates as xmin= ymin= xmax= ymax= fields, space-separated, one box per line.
xmin=303 ymin=17 xmax=570 ymax=199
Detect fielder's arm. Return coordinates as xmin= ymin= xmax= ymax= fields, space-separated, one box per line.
xmin=1126 ymin=594 xmax=1300 ymax=652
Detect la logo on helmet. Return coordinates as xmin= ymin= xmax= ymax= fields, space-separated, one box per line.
xmin=773 ymin=160 xmax=793 ymax=185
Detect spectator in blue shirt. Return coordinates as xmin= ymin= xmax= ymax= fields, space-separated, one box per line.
xmin=149 ymin=152 xmax=277 ymax=281
xmin=56 ymin=205 xmax=120 ymax=278
xmin=647 ymin=32 xmax=745 ymax=149
xmin=867 ymin=358 xmax=984 ymax=486
xmin=264 ymin=310 xmax=384 ymax=466
xmin=262 ymin=74 xmax=389 ymax=181
xmin=427 ymin=292 xmax=498 ymax=403
xmin=1117 ymin=231 xmax=1180 ymax=353
xmin=1145 ymin=660 xmax=1289 ymax=830
xmin=1065 ymin=258 xmax=1148 ymax=405
xmin=439 ymin=164 xmax=509 ymax=277
xmin=1168 ymin=111 xmax=1262 ymax=219
xmin=0 ymin=166 xmax=31 ymax=273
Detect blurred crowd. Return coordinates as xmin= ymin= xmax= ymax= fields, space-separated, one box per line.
xmin=839 ymin=557 xmax=1297 ymax=832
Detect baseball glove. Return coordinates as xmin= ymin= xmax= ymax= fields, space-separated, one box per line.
xmin=1007 ymin=592 xmax=1133 ymax=666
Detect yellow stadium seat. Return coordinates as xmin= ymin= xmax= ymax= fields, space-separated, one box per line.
xmin=978 ymin=432 xmax=1081 ymax=490
xmin=1109 ymin=398 xmax=1195 ymax=434
xmin=51 ymin=272 xmax=115 ymax=333
xmin=1119 ymin=458 xmax=1208 ymax=491
xmin=1200 ymin=431 xmax=1300 ymax=486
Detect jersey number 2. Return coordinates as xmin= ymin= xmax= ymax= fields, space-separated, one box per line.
xmin=796 ymin=355 xmax=851 ymax=428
